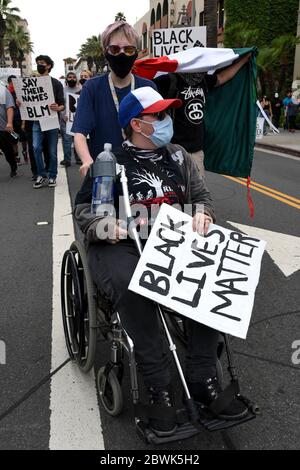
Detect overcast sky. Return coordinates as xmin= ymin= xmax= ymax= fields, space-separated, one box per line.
xmin=12 ymin=0 xmax=149 ymax=77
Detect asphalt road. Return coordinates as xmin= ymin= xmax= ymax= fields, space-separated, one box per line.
xmin=0 ymin=145 xmax=299 ymax=450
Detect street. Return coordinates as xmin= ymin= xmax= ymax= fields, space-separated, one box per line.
xmin=0 ymin=144 xmax=299 ymax=450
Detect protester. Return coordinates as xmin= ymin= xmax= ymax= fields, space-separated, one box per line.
xmin=0 ymin=83 xmax=17 ymax=177
xmin=260 ymin=96 xmax=273 ymax=135
xmin=74 ymin=87 xmax=248 ymax=436
xmin=7 ymin=75 xmax=28 ymax=164
xmin=79 ymin=70 xmax=92 ymax=86
xmin=283 ymin=90 xmax=299 ymax=132
xmin=72 ymin=20 xmax=157 ymax=178
xmin=154 ymin=53 xmax=252 ymax=177
xmin=271 ymin=92 xmax=283 ymax=129
xmin=60 ymin=71 xmax=81 ymax=167
xmin=32 ymin=54 xmax=65 ymax=189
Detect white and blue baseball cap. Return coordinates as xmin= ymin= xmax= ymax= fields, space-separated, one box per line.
xmin=119 ymin=86 xmax=182 ymax=129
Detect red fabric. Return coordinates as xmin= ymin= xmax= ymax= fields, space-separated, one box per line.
xmin=133 ymin=56 xmax=178 ymax=80
xmin=247 ymin=177 xmax=255 ymax=219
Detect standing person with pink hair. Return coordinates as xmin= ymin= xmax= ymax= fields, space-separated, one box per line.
xmin=72 ymin=21 xmax=157 ymax=177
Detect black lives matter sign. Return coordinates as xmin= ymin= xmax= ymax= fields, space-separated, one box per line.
xmin=153 ymin=27 xmax=206 ymax=57
xmin=129 ymin=204 xmax=266 ymax=339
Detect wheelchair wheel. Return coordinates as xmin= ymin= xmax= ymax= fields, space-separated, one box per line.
xmin=97 ymin=366 xmax=123 ymax=416
xmin=61 ymin=241 xmax=97 ymax=373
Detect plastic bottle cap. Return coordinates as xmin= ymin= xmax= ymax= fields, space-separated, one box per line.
xmin=104 ymin=143 xmax=112 ymax=151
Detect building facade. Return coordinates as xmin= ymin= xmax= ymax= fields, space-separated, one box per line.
xmin=134 ymin=0 xmax=225 ymax=58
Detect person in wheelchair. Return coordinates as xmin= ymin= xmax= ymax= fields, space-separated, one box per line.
xmin=74 ymin=86 xmax=248 ymax=437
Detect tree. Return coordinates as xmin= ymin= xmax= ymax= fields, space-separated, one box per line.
xmin=78 ymin=35 xmax=105 ymax=73
xmin=5 ymin=22 xmax=33 ymax=71
xmin=0 ymin=0 xmax=21 ymax=65
xmin=271 ymin=33 xmax=300 ymax=90
xmin=204 ymin=0 xmax=218 ymax=47
xmin=115 ymin=12 xmax=126 ymax=22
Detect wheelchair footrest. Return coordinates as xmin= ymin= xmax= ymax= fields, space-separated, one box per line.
xmin=136 ymin=420 xmax=200 ymax=445
xmin=198 ymin=409 xmax=256 ymax=432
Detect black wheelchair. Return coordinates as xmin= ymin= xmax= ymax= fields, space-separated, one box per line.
xmin=61 ymin=239 xmax=259 ymax=445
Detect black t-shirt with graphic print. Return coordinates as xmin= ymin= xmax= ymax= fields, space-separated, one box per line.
xmin=154 ymin=73 xmax=218 ymax=153
xmin=75 ymin=145 xmax=186 ymax=231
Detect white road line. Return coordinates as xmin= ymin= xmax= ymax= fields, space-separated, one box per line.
xmin=49 ymin=149 xmax=104 ymax=450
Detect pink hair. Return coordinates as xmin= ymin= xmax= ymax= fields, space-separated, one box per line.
xmin=101 ymin=21 xmax=139 ymax=49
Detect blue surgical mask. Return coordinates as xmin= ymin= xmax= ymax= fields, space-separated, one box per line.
xmin=139 ymin=115 xmax=174 ymax=148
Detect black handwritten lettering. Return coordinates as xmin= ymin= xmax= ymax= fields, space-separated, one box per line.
xmin=139 ymin=271 xmax=170 ymax=296
xmin=172 ymin=272 xmax=206 ymax=308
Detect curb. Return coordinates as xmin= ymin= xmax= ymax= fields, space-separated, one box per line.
xmin=255 ymin=143 xmax=300 ymax=158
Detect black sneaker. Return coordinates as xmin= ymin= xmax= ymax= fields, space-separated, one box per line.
xmin=147 ymin=387 xmax=177 ymax=437
xmin=10 ymin=170 xmax=17 ymax=178
xmin=60 ymin=160 xmax=71 ymax=167
xmin=33 ymin=176 xmax=47 ymax=189
xmin=188 ymin=377 xmax=248 ymax=421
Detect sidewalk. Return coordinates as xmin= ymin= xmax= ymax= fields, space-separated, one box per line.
xmin=255 ymin=128 xmax=300 ymax=157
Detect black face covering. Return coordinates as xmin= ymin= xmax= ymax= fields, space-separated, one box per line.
xmin=105 ymin=52 xmax=138 ymax=79
xmin=37 ymin=64 xmax=47 ymax=75
xmin=67 ymin=79 xmax=77 ymax=88
xmin=79 ymin=78 xmax=87 ymax=85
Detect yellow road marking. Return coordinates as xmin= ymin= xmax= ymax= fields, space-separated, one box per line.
xmin=223 ymin=176 xmax=300 ymax=210
xmin=237 ymin=178 xmax=300 ymax=204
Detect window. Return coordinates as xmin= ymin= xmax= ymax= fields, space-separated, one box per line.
xmin=150 ymin=8 xmax=155 ymax=26
xmin=142 ymin=23 xmax=148 ymax=50
xmin=156 ymin=3 xmax=162 ymax=22
xmin=163 ymin=0 xmax=168 ymax=17
xmin=199 ymin=11 xmax=204 ymax=26
xmin=217 ymin=0 xmax=225 ymax=28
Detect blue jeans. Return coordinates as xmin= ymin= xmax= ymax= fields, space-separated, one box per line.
xmin=32 ymin=122 xmax=58 ymax=179
xmin=60 ymin=121 xmax=80 ymax=163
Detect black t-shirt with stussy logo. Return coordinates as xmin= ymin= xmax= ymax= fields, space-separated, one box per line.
xmin=154 ymin=72 xmax=218 ymax=153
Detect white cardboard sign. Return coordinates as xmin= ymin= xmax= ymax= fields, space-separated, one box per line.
xmin=12 ymin=76 xmax=59 ymax=130
xmin=153 ymin=27 xmax=207 ymax=57
xmin=66 ymin=92 xmax=80 ymax=136
xmin=129 ymin=204 xmax=266 ymax=339
xmin=256 ymin=117 xmax=265 ymax=140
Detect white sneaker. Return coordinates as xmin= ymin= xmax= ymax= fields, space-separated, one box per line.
xmin=48 ymin=178 xmax=57 ymax=188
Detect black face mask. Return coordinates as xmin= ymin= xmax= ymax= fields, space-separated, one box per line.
xmin=79 ymin=78 xmax=87 ymax=85
xmin=67 ymin=79 xmax=77 ymax=88
xmin=105 ymin=52 xmax=138 ymax=79
xmin=37 ymin=64 xmax=47 ymax=75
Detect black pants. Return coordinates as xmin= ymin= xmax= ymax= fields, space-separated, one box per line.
xmin=88 ymin=242 xmax=219 ymax=389
xmin=288 ymin=115 xmax=296 ymax=130
xmin=0 ymin=131 xmax=17 ymax=172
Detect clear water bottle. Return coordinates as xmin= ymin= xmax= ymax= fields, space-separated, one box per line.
xmin=91 ymin=143 xmax=117 ymax=216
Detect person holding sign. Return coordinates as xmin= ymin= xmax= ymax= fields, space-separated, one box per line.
xmin=60 ymin=72 xmax=81 ymax=167
xmin=72 ymin=21 xmax=157 ymax=178
xmin=74 ymin=87 xmax=248 ymax=436
xmin=32 ymin=55 xmax=65 ymax=189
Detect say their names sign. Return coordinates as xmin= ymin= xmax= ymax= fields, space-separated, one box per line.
xmin=129 ymin=204 xmax=266 ymax=339
xmin=153 ymin=27 xmax=207 ymax=57
xmin=12 ymin=76 xmax=59 ymax=130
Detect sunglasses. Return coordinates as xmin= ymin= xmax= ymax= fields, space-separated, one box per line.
xmin=106 ymin=45 xmax=138 ymax=56
xmin=141 ymin=111 xmax=167 ymax=121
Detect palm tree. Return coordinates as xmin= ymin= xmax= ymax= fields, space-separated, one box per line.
xmin=224 ymin=22 xmax=260 ymax=49
xmin=204 ymin=0 xmax=217 ymax=47
xmin=5 ymin=22 xmax=33 ymax=70
xmin=78 ymin=35 xmax=104 ymax=73
xmin=271 ymin=33 xmax=300 ymax=91
xmin=115 ymin=12 xmax=126 ymax=22
xmin=0 ymin=0 xmax=21 ymax=65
